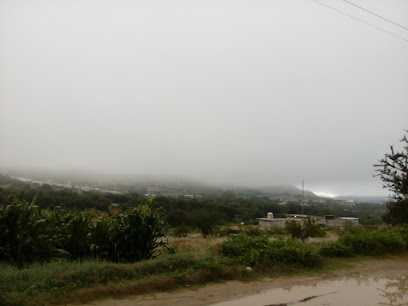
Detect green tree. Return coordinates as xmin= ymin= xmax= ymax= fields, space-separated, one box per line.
xmin=190 ymin=209 xmax=223 ymax=237
xmin=285 ymin=217 xmax=326 ymax=242
xmin=375 ymin=131 xmax=408 ymax=224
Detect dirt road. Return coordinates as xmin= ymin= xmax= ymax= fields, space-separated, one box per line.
xmin=82 ymin=256 xmax=408 ymax=306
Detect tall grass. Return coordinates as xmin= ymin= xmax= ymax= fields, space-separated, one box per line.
xmin=0 ymin=195 xmax=168 ymax=265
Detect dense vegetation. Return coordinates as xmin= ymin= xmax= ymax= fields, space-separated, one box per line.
xmin=2 ymin=224 xmax=408 ymax=305
xmin=0 ymin=174 xmax=387 ymax=236
xmin=0 ymin=194 xmax=167 ymax=266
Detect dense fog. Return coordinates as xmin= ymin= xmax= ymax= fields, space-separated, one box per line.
xmin=1 ymin=0 xmax=407 ymax=196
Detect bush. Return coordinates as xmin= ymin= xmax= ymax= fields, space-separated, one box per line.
xmin=319 ymin=241 xmax=353 ymax=257
xmin=285 ymin=217 xmax=326 ymax=242
xmin=285 ymin=221 xmax=302 ymax=239
xmin=218 ymin=234 xmax=321 ymax=267
xmin=190 ymin=209 xmax=224 ymax=237
xmin=393 ymin=225 xmax=408 ymax=249
xmin=244 ymin=226 xmax=262 ymax=237
xmin=217 ymin=226 xmax=241 ymax=237
xmin=172 ymin=225 xmax=191 ymax=237
xmin=219 ymin=234 xmax=271 ymax=266
xmin=269 ymin=237 xmax=322 ymax=267
xmin=341 ymin=229 xmax=405 ymax=255
xmin=321 ymin=228 xmax=406 ymax=257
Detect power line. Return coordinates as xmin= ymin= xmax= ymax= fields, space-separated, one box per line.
xmin=343 ymin=0 xmax=408 ymax=31
xmin=312 ymin=0 xmax=408 ymax=43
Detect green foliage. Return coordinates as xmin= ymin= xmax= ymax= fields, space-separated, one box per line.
xmin=319 ymin=241 xmax=353 ymax=257
xmin=320 ymin=228 xmax=406 ymax=257
xmin=374 ymin=131 xmax=408 ymax=202
xmin=341 ymin=229 xmax=405 ymax=255
xmin=172 ymin=225 xmax=191 ymax=237
xmin=219 ymin=234 xmax=271 ymax=266
xmin=285 ymin=217 xmax=326 ymax=242
xmin=386 ymin=199 xmax=408 ymax=225
xmin=111 ymin=206 xmax=168 ymax=262
xmin=392 ymin=225 xmax=408 ymax=249
xmin=190 ymin=209 xmax=223 ymax=237
xmin=269 ymin=237 xmax=322 ymax=267
xmin=359 ymin=215 xmax=384 ymax=226
xmin=218 ymin=234 xmax=321 ymax=267
xmin=285 ymin=221 xmax=302 ymax=240
xmin=374 ymin=131 xmax=408 ymax=225
xmin=0 ymin=194 xmax=57 ymax=266
xmin=0 ymin=174 xmax=387 ymax=228
xmin=243 ymin=225 xmax=262 ymax=237
xmin=0 ymin=196 xmax=168 ymax=265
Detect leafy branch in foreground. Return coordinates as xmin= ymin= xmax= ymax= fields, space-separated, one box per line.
xmin=374 ymin=131 xmax=408 ymax=201
xmin=375 ymin=131 xmax=408 ymax=225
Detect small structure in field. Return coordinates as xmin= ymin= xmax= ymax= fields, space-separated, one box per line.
xmin=258 ymin=212 xmax=358 ymax=230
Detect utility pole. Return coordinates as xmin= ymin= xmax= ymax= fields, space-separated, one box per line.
xmin=301 ymin=180 xmax=304 ymax=216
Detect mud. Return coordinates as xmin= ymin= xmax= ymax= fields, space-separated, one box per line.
xmin=214 ymin=275 xmax=408 ymax=305
xmin=83 ymin=256 xmax=408 ymax=306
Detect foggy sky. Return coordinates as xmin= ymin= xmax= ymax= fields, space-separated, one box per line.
xmin=1 ymin=0 xmax=407 ymax=196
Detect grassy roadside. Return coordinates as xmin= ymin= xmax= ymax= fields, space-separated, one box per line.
xmin=2 ymin=253 xmax=404 ymax=306
xmin=2 ymin=226 xmax=408 ymax=305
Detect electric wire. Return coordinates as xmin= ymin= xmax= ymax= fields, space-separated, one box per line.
xmin=343 ymin=0 xmax=408 ymax=31
xmin=313 ymin=0 xmax=408 ymax=43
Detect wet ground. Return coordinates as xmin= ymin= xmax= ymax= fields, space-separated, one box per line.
xmin=213 ymin=274 xmax=408 ymax=305
xmin=84 ymin=257 xmax=408 ymax=306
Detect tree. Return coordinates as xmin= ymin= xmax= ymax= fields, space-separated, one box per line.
xmin=375 ymin=131 xmax=408 ymax=224
xmin=374 ymin=131 xmax=408 ymax=201
xmin=190 ymin=209 xmax=223 ymax=237
xmin=285 ymin=217 xmax=326 ymax=242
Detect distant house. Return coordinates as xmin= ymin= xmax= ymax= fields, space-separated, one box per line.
xmin=258 ymin=212 xmax=359 ymax=230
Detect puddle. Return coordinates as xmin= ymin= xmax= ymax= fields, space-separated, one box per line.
xmin=212 ymin=275 xmax=408 ymax=306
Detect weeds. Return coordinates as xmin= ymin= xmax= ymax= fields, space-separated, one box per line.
xmin=219 ymin=234 xmax=321 ymax=267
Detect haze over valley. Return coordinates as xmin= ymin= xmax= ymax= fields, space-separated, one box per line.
xmin=1 ymin=0 xmax=407 ymax=200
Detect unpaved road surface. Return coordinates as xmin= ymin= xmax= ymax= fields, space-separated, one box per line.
xmin=82 ymin=257 xmax=408 ymax=306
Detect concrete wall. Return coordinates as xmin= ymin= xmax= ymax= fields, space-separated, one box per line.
xmin=259 ymin=217 xmax=359 ymax=230
xmin=258 ymin=218 xmax=304 ymax=230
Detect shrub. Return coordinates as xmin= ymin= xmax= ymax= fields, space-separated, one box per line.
xmin=190 ymin=209 xmax=224 ymax=237
xmin=285 ymin=221 xmax=302 ymax=240
xmin=269 ymin=237 xmax=322 ymax=267
xmin=218 ymin=234 xmax=321 ymax=267
xmin=339 ymin=229 xmax=405 ymax=256
xmin=219 ymin=234 xmax=271 ymax=266
xmin=319 ymin=241 xmax=353 ymax=257
xmin=244 ymin=226 xmax=262 ymax=237
xmin=173 ymin=225 xmax=191 ymax=237
xmin=393 ymin=225 xmax=408 ymax=250
xmin=266 ymin=227 xmax=286 ymax=236
xmin=217 ymin=227 xmax=241 ymax=237
xmin=285 ymin=217 xmax=326 ymax=242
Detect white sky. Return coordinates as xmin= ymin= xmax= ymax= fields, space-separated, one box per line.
xmin=1 ymin=0 xmax=407 ymax=196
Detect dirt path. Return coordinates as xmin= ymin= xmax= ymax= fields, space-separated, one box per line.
xmin=82 ymin=256 xmax=408 ymax=306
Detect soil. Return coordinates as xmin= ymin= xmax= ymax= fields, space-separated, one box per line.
xmin=81 ymin=256 xmax=408 ymax=306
